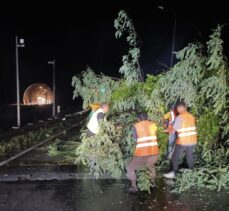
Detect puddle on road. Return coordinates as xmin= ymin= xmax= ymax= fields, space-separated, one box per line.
xmin=0 ymin=177 xmax=228 ymax=211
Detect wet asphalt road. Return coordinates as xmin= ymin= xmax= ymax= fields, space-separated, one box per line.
xmin=0 ymin=113 xmax=228 ymax=211
xmin=0 ymin=178 xmax=228 ymax=211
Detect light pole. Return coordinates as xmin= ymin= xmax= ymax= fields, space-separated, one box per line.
xmin=15 ymin=36 xmax=25 ymax=128
xmin=158 ymin=6 xmax=176 ymax=68
xmin=48 ymin=60 xmax=56 ymax=117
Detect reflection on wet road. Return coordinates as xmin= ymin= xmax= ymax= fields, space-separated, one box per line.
xmin=0 ymin=177 xmax=228 ymax=211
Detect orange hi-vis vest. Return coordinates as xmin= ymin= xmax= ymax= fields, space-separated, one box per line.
xmin=176 ymin=112 xmax=197 ymax=145
xmin=134 ymin=120 xmax=159 ymax=156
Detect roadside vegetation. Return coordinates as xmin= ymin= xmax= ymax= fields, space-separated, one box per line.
xmin=0 ymin=122 xmax=67 ymax=160
xmin=50 ymin=10 xmax=229 ymax=193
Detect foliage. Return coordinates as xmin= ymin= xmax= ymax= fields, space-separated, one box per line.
xmin=196 ymin=110 xmax=220 ymax=148
xmin=114 ymin=10 xmax=142 ymax=84
xmin=70 ymin=10 xmax=229 ymax=193
xmin=110 ymin=82 xmax=139 ymax=111
xmin=110 ymin=74 xmax=164 ymax=113
xmin=159 ymin=42 xmax=205 ymax=107
xmin=0 ymin=127 xmax=55 ymax=158
xmin=75 ymin=121 xmax=124 ymax=179
xmin=158 ymin=25 xmax=228 ymax=142
xmin=201 ymin=25 xmax=229 ymax=140
xmin=160 ymin=25 xmax=229 ymax=192
xmin=72 ymin=66 xmax=120 ymax=109
xmin=173 ymin=144 xmax=229 ymax=193
xmin=137 ymin=168 xmax=154 ymax=193
xmin=156 ymin=126 xmax=169 ymax=159
xmin=112 ymin=112 xmax=136 ymax=163
xmin=48 ymin=137 xmax=81 ymax=163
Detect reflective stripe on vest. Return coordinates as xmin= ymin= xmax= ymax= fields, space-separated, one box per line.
xmin=177 ymin=126 xmax=196 ymax=132
xmin=170 ymin=111 xmax=175 ymax=123
xmin=168 ymin=111 xmax=176 ymax=134
xmin=137 ymin=136 xmax=157 ymax=142
xmin=136 ymin=142 xmax=158 ymax=148
xmin=176 ymin=112 xmax=197 ymax=145
xmin=87 ymin=108 xmax=104 ymax=134
xmin=134 ymin=120 xmax=159 ymax=156
xmin=178 ymin=127 xmax=197 ymax=137
xmin=178 ymin=131 xmax=197 ymax=137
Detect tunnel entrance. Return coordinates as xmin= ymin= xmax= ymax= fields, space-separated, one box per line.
xmin=23 ymin=83 xmax=53 ymax=105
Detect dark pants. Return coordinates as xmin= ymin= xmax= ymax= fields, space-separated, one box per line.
xmin=172 ymin=144 xmax=196 ymax=172
xmin=166 ymin=133 xmax=177 ymax=159
xmin=126 ymin=155 xmax=158 ymax=189
xmin=86 ymin=129 xmax=95 ymax=138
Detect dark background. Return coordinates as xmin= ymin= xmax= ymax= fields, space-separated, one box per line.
xmin=0 ymin=0 xmax=228 ymax=106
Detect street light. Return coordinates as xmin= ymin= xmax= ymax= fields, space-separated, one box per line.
xmin=158 ymin=5 xmax=176 ymax=68
xmin=48 ymin=60 xmax=56 ymax=117
xmin=15 ymin=36 xmax=25 ymax=128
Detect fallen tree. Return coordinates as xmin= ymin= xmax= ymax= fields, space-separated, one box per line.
xmin=51 ymin=10 xmax=229 ymax=193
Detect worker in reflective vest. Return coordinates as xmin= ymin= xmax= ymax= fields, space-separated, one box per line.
xmin=163 ymin=108 xmax=176 ymax=133
xmin=127 ymin=113 xmax=159 ymax=193
xmin=86 ymin=103 xmax=109 ymax=137
xmin=163 ymin=102 xmax=197 ymax=179
xmin=163 ymin=104 xmax=177 ymax=159
xmin=88 ymin=103 xmax=101 ymax=118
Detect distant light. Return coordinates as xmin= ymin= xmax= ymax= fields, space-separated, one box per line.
xmin=18 ymin=38 xmax=25 ymax=47
xmin=19 ymin=39 xmax=24 ymax=44
xmin=37 ymin=96 xmax=46 ymax=105
xmin=23 ymin=83 xmax=53 ymax=105
xmin=158 ymin=5 xmax=164 ymax=10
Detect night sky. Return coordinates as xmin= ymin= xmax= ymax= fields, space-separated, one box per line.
xmin=0 ymin=1 xmax=228 ymax=106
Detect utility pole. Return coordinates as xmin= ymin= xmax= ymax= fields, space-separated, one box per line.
xmin=15 ymin=36 xmax=25 ymax=128
xmin=170 ymin=14 xmax=176 ymax=68
xmin=48 ymin=60 xmax=56 ymax=117
xmin=158 ymin=6 xmax=177 ymax=68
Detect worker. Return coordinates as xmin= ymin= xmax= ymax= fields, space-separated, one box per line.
xmin=163 ymin=102 xmax=197 ymax=179
xmin=88 ymin=103 xmax=100 ymax=118
xmin=126 ymin=113 xmax=159 ymax=193
xmin=86 ymin=103 xmax=109 ymax=137
xmin=163 ymin=104 xmax=177 ymax=159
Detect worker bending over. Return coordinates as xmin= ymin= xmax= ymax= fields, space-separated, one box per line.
xmin=127 ymin=113 xmax=159 ymax=193
xmin=163 ymin=102 xmax=197 ymax=179
xmin=86 ymin=103 xmax=109 ymax=137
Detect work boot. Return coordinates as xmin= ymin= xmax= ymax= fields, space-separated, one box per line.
xmin=163 ymin=171 xmax=175 ymax=179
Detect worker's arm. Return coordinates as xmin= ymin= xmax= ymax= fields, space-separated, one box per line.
xmin=172 ymin=116 xmax=182 ymax=132
xmin=163 ymin=112 xmax=171 ymax=120
xmin=163 ymin=112 xmax=170 ymax=130
xmin=97 ymin=112 xmax=105 ymax=121
xmin=132 ymin=127 xmax=138 ymax=141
